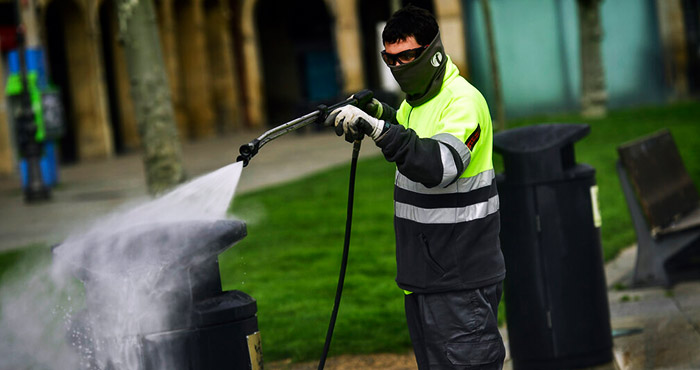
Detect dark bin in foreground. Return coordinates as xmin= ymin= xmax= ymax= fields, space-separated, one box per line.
xmin=54 ymin=220 xmax=261 ymax=370
xmin=494 ymin=124 xmax=612 ymax=369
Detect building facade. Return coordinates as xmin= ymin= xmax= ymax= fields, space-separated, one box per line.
xmin=0 ymin=0 xmax=696 ymax=175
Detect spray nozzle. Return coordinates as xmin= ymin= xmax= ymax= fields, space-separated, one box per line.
xmin=237 ymin=139 xmax=259 ymax=167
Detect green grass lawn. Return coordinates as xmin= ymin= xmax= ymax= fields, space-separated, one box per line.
xmin=1 ymin=102 xmax=699 ymax=364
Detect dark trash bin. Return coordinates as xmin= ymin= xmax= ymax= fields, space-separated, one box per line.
xmin=53 ymin=219 xmax=261 ymax=370
xmin=494 ymin=124 xmax=612 ymax=369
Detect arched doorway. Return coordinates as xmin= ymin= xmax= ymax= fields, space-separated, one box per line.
xmin=45 ymin=0 xmax=76 ymax=163
xmin=255 ymin=0 xmax=339 ymax=126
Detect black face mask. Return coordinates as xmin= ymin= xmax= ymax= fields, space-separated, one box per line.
xmin=389 ymin=33 xmax=447 ymax=107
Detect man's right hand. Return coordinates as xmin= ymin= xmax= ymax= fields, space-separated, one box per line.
xmin=325 ymin=105 xmax=388 ymax=143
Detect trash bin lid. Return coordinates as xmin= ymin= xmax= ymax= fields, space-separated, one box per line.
xmin=54 ymin=219 xmax=247 ymax=280
xmin=494 ymin=124 xmax=590 ymax=185
xmin=493 ymin=124 xmax=589 ymax=155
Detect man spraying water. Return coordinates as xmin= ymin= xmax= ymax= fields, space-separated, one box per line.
xmin=326 ymin=5 xmax=506 ymax=369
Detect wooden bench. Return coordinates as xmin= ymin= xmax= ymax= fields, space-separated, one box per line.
xmin=617 ymin=129 xmax=700 ymax=287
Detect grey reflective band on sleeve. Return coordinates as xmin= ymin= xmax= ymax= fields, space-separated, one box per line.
xmin=437 ymin=142 xmax=459 ymax=187
xmin=432 ymin=133 xmax=471 ymax=171
xmin=396 ymin=169 xmax=495 ymax=195
xmin=394 ymin=195 xmax=499 ymax=224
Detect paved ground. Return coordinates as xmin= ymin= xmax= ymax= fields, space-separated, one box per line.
xmin=1 ymin=129 xmax=700 ymax=369
xmin=605 ymin=247 xmax=700 ymax=370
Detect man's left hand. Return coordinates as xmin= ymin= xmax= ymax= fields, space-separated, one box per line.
xmin=325 ymin=105 xmax=387 ymax=143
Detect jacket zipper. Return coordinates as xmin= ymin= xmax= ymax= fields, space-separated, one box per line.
xmin=407 ymin=107 xmax=413 ymax=129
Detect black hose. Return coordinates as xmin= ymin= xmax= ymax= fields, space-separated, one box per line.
xmin=317 ymin=140 xmax=362 ymax=370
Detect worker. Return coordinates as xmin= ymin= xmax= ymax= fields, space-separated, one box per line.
xmin=326 ymin=5 xmax=506 ymax=369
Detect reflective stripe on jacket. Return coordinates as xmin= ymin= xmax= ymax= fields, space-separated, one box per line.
xmin=376 ymin=56 xmax=505 ymax=293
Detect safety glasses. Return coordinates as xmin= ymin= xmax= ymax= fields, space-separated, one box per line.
xmin=381 ymin=46 xmax=427 ymax=66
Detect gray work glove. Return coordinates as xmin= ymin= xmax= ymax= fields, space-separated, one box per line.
xmin=325 ymin=105 xmax=388 ymax=143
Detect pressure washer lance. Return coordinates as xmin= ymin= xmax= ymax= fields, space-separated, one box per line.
xmin=236 ymin=90 xmax=373 ymax=166
xmin=236 ymin=90 xmax=373 ymax=370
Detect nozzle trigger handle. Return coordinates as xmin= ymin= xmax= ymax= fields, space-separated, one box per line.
xmin=351 ymin=89 xmax=374 ymax=109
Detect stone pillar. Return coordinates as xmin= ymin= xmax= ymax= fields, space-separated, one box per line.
xmin=328 ymin=0 xmax=364 ymax=94
xmin=0 ymin=55 xmax=15 ymax=176
xmin=434 ymin=0 xmax=468 ymax=76
xmin=656 ymin=0 xmax=689 ymax=99
xmin=65 ymin=2 xmax=113 ymax=159
xmin=204 ymin=0 xmax=242 ymax=132
xmin=157 ymin=0 xmax=189 ymax=138
xmin=175 ymin=0 xmax=216 ymax=138
xmin=241 ymin=0 xmax=265 ymax=127
xmin=577 ymin=0 xmax=607 ymax=118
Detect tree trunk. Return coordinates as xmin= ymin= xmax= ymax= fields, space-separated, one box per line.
xmin=116 ymin=0 xmax=185 ymax=194
xmin=480 ymin=0 xmax=506 ymax=131
xmin=577 ymin=0 xmax=607 ymax=117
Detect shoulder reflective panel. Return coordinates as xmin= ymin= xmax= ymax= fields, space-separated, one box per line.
xmin=395 ymin=195 xmax=499 ymax=224
xmin=395 ymin=169 xmax=495 ymax=195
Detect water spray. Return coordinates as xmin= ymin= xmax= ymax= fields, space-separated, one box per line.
xmin=238 ymin=90 xmax=373 ymax=370
xmin=47 ymin=163 xmax=255 ymax=370
xmin=40 ymin=92 xmax=373 ymax=370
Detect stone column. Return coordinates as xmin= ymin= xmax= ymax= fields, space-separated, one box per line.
xmin=328 ymin=0 xmax=364 ymax=94
xmin=204 ymin=0 xmax=242 ymax=132
xmin=157 ymin=0 xmax=189 ymax=138
xmin=241 ymin=0 xmax=265 ymax=127
xmin=175 ymin=0 xmax=216 ymax=138
xmin=434 ymin=0 xmax=468 ymax=76
xmin=89 ymin=1 xmax=114 ymax=158
xmin=577 ymin=0 xmax=607 ymax=118
xmin=0 ymin=54 xmax=14 ymax=176
xmin=656 ymin=0 xmax=689 ymax=99
xmin=65 ymin=2 xmax=113 ymax=159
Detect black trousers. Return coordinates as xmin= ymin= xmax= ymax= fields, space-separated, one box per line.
xmin=404 ymin=283 xmax=506 ymax=369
